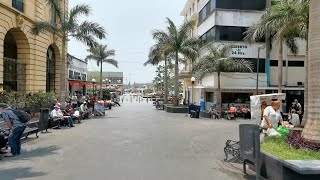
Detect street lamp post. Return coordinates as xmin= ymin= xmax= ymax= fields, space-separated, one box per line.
xmin=191 ymin=77 xmax=196 ymax=104
xmin=92 ymin=79 xmax=96 ymax=112
xmin=256 ymin=45 xmax=265 ymax=95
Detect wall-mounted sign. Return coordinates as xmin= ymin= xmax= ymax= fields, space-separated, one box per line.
xmin=231 ymin=45 xmax=248 ymax=56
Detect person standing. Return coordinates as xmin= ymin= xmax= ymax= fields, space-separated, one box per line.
xmin=71 ymin=93 xmax=78 ymax=108
xmin=261 ymin=101 xmax=284 ymax=133
xmin=292 ymin=99 xmax=303 ymax=125
xmin=0 ymin=104 xmax=27 ymax=157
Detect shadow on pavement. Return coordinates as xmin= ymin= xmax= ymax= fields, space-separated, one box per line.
xmin=214 ymin=160 xmax=256 ymax=180
xmin=0 ymin=167 xmax=47 ymax=180
xmin=1 ymin=146 xmax=61 ymax=161
xmin=20 ymin=145 xmax=60 ymax=160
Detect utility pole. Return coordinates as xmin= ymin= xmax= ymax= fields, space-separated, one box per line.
xmin=265 ymin=0 xmax=272 ymax=87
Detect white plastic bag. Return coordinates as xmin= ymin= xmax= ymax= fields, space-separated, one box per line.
xmin=266 ymin=128 xmax=280 ymax=136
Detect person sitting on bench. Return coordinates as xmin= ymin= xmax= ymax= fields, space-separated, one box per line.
xmin=0 ymin=128 xmax=8 ymax=153
xmin=241 ymin=105 xmax=251 ymax=119
xmin=209 ymin=106 xmax=219 ymax=119
xmin=80 ymin=102 xmax=90 ymax=119
xmin=65 ymin=102 xmax=81 ymax=123
xmin=51 ymin=106 xmax=74 ymax=128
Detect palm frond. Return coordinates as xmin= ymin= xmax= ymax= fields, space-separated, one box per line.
xmin=72 ymin=33 xmax=98 ymax=48
xmin=31 ymin=21 xmax=59 ymax=35
xmin=75 ymin=21 xmax=106 ymax=39
xmin=102 ymin=59 xmax=118 ymax=68
xmin=69 ymin=4 xmax=91 ymax=24
xmin=86 ymin=44 xmax=118 ymax=68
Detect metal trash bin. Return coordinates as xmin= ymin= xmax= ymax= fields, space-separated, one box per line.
xmin=239 ymin=124 xmax=260 ymax=177
xmin=39 ymin=108 xmax=50 ymax=132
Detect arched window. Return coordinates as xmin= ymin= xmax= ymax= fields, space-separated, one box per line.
xmin=46 ymin=46 xmax=56 ymax=92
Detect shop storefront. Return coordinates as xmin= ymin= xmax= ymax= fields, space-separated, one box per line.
xmin=69 ymin=81 xmax=86 ymax=95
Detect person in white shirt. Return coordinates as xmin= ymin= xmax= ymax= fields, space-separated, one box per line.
xmin=51 ymin=106 xmax=74 ymax=127
xmin=80 ymin=102 xmax=90 ymax=119
xmin=261 ymin=101 xmax=284 ymax=132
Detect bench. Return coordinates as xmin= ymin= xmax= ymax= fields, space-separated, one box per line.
xmin=224 ymin=140 xmax=240 ymax=161
xmin=22 ymin=121 xmax=39 ymax=139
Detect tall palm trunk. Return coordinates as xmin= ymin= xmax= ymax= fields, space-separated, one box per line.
xmin=217 ymin=72 xmax=222 ymax=116
xmin=278 ymin=40 xmax=284 ymax=93
xmin=174 ymin=51 xmax=179 ymax=106
xmin=302 ymin=0 xmax=320 ymax=142
xmin=59 ymin=36 xmax=67 ymax=107
xmin=100 ymin=60 xmax=103 ymax=99
xmin=164 ymin=57 xmax=168 ymax=104
xmin=302 ymin=42 xmax=308 ymax=126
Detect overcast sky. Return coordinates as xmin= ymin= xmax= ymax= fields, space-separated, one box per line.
xmin=68 ymin=0 xmax=185 ymax=84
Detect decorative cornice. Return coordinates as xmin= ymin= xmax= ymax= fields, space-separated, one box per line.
xmin=0 ymin=2 xmax=35 ymax=24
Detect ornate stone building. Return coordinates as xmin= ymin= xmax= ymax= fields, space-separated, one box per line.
xmin=0 ymin=0 xmax=68 ymax=93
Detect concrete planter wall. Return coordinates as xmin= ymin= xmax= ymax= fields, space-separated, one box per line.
xmin=164 ymin=105 xmax=189 ymax=113
xmin=260 ymin=151 xmax=320 ymax=180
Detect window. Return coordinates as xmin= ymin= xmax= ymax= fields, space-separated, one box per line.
xmin=198 ymin=0 xmax=211 ymax=23
xmin=74 ymin=72 xmax=81 ymax=80
xmin=270 ymin=60 xmax=304 ymax=67
xmin=12 ymin=0 xmax=24 ymax=12
xmin=69 ymin=70 xmax=74 ymax=79
xmin=246 ymin=58 xmax=266 ymax=73
xmin=206 ymin=1 xmax=211 ymax=16
xmin=216 ymin=0 xmax=266 ymax=11
xmin=205 ymin=92 xmax=214 ymax=103
xmin=51 ymin=4 xmax=57 ymax=24
xmin=82 ymin=74 xmax=87 ymax=81
xmin=216 ymin=26 xmax=248 ymax=41
xmin=200 ymin=27 xmax=215 ymax=46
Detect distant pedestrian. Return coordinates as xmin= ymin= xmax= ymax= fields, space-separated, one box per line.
xmin=291 ymin=99 xmax=303 ymax=125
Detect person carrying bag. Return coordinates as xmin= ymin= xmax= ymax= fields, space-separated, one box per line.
xmin=261 ymin=101 xmax=284 ymax=137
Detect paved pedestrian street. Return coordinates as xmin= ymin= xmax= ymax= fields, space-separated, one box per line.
xmin=0 ymin=98 xmax=255 ymax=180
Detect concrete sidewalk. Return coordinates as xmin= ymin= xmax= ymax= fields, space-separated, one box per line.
xmin=0 ymin=100 xmax=255 ymax=180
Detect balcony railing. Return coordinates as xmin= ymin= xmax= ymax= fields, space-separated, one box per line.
xmin=12 ymin=0 xmax=24 ymax=12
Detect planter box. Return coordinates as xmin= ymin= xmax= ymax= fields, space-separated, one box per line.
xmin=259 ymin=151 xmax=320 ymax=180
xmin=164 ymin=105 xmax=188 ymax=113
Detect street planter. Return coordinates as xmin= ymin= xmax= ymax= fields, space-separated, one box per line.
xmin=164 ymin=105 xmax=188 ymax=113
xmin=259 ymin=151 xmax=320 ymax=180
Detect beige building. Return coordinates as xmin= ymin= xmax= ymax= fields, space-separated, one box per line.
xmin=0 ymin=0 xmax=67 ymax=93
xmin=180 ymin=0 xmax=199 ymax=102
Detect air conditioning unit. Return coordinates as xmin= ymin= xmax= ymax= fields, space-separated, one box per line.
xmin=297 ymin=82 xmax=303 ymax=86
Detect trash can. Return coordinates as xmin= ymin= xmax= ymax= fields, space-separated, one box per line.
xmin=39 ymin=108 xmax=50 ymax=132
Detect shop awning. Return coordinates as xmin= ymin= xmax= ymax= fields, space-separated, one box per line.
xmin=70 ymin=81 xmax=85 ymax=87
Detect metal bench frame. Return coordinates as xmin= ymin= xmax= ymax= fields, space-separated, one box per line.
xmin=224 ymin=140 xmax=240 ymax=161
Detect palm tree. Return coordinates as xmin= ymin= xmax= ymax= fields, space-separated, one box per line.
xmin=86 ymin=45 xmax=118 ymax=99
xmin=245 ymin=0 xmax=309 ymax=93
xmin=302 ymin=0 xmax=320 ymax=142
xmin=192 ymin=45 xmax=253 ymax=114
xmin=144 ymin=41 xmax=170 ymax=104
xmin=153 ymin=18 xmax=199 ymax=106
xmin=32 ymin=1 xmax=106 ymax=105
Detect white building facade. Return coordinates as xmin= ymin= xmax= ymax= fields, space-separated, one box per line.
xmin=67 ymin=54 xmax=88 ymax=95
xmin=181 ymin=0 xmax=306 ymax=112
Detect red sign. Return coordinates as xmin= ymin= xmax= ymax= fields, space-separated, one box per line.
xmin=69 ymin=81 xmax=85 ymax=87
